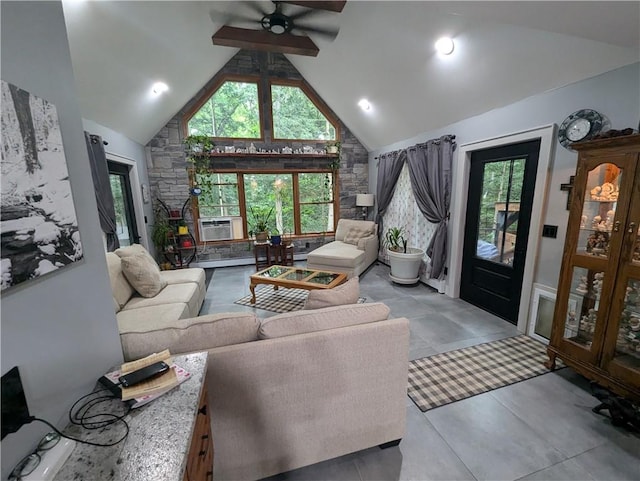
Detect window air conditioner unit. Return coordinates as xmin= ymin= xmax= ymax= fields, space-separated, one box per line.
xmin=199 ymin=217 xmax=233 ymax=241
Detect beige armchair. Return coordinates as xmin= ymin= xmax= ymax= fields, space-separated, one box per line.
xmin=306 ymin=219 xmax=379 ymax=277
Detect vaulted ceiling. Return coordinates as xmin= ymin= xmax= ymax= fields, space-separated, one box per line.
xmin=62 ymin=1 xmax=639 ymax=151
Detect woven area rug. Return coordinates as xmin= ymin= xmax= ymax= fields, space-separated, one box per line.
xmin=235 ymin=287 xmax=310 ymax=313
xmin=235 ymin=286 xmax=365 ymax=313
xmin=408 ymin=335 xmax=562 ymax=412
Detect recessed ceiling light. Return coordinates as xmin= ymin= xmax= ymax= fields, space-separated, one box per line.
xmin=358 ymin=98 xmax=371 ymax=111
xmin=435 ymin=37 xmax=455 ymax=55
xmin=151 ymin=82 xmax=169 ymax=95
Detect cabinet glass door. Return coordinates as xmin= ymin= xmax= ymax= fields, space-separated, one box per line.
xmin=577 ymin=163 xmax=623 ymax=259
xmin=611 ymin=278 xmax=640 ymax=370
xmin=563 ymin=266 xmax=605 ymax=350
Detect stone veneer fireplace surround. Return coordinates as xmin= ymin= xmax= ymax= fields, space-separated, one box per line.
xmin=145 ymin=50 xmax=370 ymax=265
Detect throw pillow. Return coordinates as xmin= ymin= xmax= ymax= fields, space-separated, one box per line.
xmin=303 ymin=276 xmax=360 ymax=310
xmin=115 ymin=244 xmax=156 ymax=265
xmin=120 ymin=253 xmax=167 ymax=298
xmin=343 ymin=227 xmax=373 ymax=245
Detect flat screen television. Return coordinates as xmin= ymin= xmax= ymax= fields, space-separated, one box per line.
xmin=1 ymin=366 xmax=32 ymax=439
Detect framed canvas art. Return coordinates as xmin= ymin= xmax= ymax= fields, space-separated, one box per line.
xmin=1 ymin=80 xmax=83 ymax=291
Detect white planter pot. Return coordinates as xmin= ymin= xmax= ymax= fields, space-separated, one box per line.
xmin=327 ymin=146 xmax=338 ymax=154
xmin=387 ymin=247 xmax=425 ymax=284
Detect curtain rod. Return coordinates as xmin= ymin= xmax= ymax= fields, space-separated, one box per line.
xmin=374 ymin=134 xmax=455 ymax=159
xmin=89 ymin=133 xmax=109 ymax=146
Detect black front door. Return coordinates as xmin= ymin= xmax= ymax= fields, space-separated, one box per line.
xmin=108 ymin=161 xmax=140 ymax=246
xmin=460 ymin=139 xmax=541 ymax=323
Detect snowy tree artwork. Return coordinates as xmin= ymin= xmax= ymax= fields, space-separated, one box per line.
xmin=1 ymin=80 xmax=83 ymax=291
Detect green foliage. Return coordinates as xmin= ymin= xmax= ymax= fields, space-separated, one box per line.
xmin=478 ymin=159 xmax=525 ymax=243
xmin=385 ymin=226 xmax=407 ymax=253
xmin=184 ymin=134 xmax=215 ymax=176
xmin=151 ymin=208 xmax=173 ymax=252
xmin=196 ymin=172 xmax=240 ymax=218
xmin=249 ymin=206 xmax=274 ymax=234
xmin=187 ymin=81 xmax=260 ymax=138
xmin=271 ymin=85 xmax=336 ymax=140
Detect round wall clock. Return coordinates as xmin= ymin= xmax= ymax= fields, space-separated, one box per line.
xmin=558 ymin=109 xmax=604 ymax=150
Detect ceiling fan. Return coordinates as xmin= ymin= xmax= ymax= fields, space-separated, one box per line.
xmin=211 ymin=1 xmax=346 ymax=57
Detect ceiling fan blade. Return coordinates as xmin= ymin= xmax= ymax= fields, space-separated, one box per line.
xmin=281 ymin=1 xmax=346 ymax=13
xmin=209 ymin=9 xmax=259 ymax=26
xmin=242 ymin=1 xmax=270 ymax=17
xmin=212 ymin=26 xmax=319 ymax=57
xmin=294 ymin=23 xmax=339 ymax=40
xmin=287 ymin=8 xmax=323 ymax=21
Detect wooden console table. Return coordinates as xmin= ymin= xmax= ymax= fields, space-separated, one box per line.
xmin=54 ymin=352 xmax=212 ymax=481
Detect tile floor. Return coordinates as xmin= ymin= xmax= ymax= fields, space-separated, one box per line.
xmin=203 ymin=262 xmax=640 ymax=481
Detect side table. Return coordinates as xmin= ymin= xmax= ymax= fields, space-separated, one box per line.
xmin=253 ymin=242 xmax=295 ymax=270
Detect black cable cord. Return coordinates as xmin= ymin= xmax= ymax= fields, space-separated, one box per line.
xmin=27 ymin=386 xmax=131 ymax=447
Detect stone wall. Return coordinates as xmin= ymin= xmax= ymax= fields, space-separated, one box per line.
xmin=146 ymin=50 xmax=369 ymax=264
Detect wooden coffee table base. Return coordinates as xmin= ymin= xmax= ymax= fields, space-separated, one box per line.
xmin=249 ymin=266 xmax=347 ymax=304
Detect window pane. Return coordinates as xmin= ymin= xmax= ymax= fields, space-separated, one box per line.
xmin=197 ymin=172 xmax=240 ymax=218
xmin=187 ymin=81 xmax=260 ymax=138
xmin=244 ymin=174 xmax=294 ymax=235
xmin=299 ymin=173 xmax=333 ymax=203
xmin=271 ymin=85 xmax=336 ymax=140
xmin=475 ymin=158 xmax=525 ymax=266
xmin=300 ymin=203 xmax=333 ymax=234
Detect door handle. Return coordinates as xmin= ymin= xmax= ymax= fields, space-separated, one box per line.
xmin=613 ymin=221 xmax=621 ymax=232
xmin=628 ymin=222 xmax=636 ymax=234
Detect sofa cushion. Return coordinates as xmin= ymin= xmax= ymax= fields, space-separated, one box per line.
xmin=114 ymin=244 xmax=156 ymax=265
xmin=106 ymin=252 xmax=135 ymax=309
xmin=259 ymin=302 xmax=391 ymax=339
xmin=119 ymin=311 xmax=260 ymax=361
xmin=160 ymin=268 xmax=205 ymax=288
xmin=306 ymin=241 xmax=365 ymax=269
xmin=343 ymin=226 xmax=374 ymax=246
xmin=335 ymin=219 xmax=375 ymax=242
xmin=304 ymin=277 xmax=360 ymax=310
xmin=117 ymin=303 xmax=191 ymax=329
xmin=122 ymin=282 xmax=200 ymax=315
xmin=120 ymin=253 xmax=167 ymax=298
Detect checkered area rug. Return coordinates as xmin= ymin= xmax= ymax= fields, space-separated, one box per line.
xmin=235 ymin=287 xmax=310 ymax=313
xmin=408 ymin=335 xmax=560 ymax=412
xmin=235 ymin=286 xmax=366 ymax=313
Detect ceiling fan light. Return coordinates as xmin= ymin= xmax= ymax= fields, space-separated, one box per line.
xmin=435 ymin=37 xmax=454 ymax=55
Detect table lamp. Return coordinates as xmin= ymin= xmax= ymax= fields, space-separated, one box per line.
xmin=356 ymin=194 xmax=374 ymax=220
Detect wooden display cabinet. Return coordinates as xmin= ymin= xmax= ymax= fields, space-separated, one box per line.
xmin=546 ymin=134 xmax=640 ymax=400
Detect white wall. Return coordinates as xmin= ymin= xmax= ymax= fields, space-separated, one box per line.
xmin=1 ymin=2 xmax=123 ymax=477
xmin=370 ymin=62 xmax=640 ymax=291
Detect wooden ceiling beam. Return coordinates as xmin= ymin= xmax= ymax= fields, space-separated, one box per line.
xmin=212 ymin=26 xmax=319 ymax=57
xmin=281 ymin=1 xmax=347 ymax=13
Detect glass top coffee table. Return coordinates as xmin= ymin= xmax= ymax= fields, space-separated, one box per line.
xmin=249 ymin=266 xmax=347 ymax=304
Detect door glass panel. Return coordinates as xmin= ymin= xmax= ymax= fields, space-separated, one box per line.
xmin=613 ymin=278 xmax=640 ymax=370
xmin=577 ymin=163 xmax=622 ymax=258
xmin=109 ymin=174 xmax=132 ymax=247
xmin=475 ymin=158 xmax=525 ymax=265
xmin=564 ymin=266 xmax=605 ymax=350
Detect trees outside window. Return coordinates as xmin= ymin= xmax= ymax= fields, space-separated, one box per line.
xmin=271 ymin=85 xmax=336 ymax=140
xmin=192 ymin=171 xmax=336 ymax=240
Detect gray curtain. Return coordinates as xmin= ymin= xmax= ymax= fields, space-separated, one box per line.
xmin=85 ymin=132 xmax=119 ymax=251
xmin=375 ymin=149 xmax=407 ymax=241
xmin=406 ymin=135 xmax=455 ymax=279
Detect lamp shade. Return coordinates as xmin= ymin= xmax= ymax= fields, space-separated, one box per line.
xmin=356 ymin=193 xmax=374 ymax=207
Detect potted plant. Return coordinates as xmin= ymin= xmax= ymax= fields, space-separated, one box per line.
xmin=384 ymin=226 xmax=425 ymax=284
xmin=326 ymin=140 xmax=341 ymax=155
xmin=151 ymin=209 xmax=173 ymax=262
xmin=249 ymin=206 xmax=274 ymax=243
xmin=184 ymin=135 xmax=215 ymax=175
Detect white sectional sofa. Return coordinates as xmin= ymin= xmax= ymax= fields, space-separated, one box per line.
xmin=117 ymin=301 xmax=410 ymax=481
xmin=105 ymin=244 xmax=206 ymax=327
xmin=306 ymin=219 xmax=379 ymax=277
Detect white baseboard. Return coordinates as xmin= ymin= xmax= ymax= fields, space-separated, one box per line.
xmin=192 ymin=254 xmax=308 ymax=269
